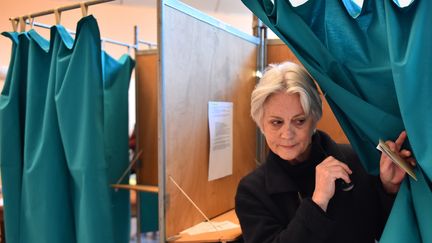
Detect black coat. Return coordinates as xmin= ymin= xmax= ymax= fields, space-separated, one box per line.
xmin=235 ymin=131 xmax=394 ymax=243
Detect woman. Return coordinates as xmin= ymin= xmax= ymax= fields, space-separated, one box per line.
xmin=235 ymin=62 xmax=414 ymax=243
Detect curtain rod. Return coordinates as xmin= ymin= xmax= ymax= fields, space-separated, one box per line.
xmin=138 ymin=40 xmax=157 ymax=48
xmin=134 ymin=26 xmax=157 ymax=49
xmin=28 ymin=20 xmax=136 ymax=50
xmin=10 ymin=0 xmax=115 ymax=22
xmin=27 ymin=21 xmax=158 ymax=50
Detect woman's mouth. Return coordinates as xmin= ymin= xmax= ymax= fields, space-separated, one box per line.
xmin=279 ymin=144 xmax=297 ymax=149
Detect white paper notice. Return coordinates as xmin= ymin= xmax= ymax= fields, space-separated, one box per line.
xmin=208 ymin=101 xmax=233 ymax=181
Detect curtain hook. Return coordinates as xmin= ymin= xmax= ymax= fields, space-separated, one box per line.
xmin=80 ymin=3 xmax=88 ymax=17
xmin=27 ymin=15 xmax=35 ymax=29
xmin=10 ymin=18 xmax=18 ymax=32
xmin=19 ymin=16 xmax=26 ymax=32
xmin=54 ymin=8 xmax=62 ymax=25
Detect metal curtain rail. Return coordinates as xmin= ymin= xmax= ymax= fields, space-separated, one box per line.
xmin=133 ymin=26 xmax=157 ymax=49
xmin=27 ymin=20 xmax=137 ymax=50
xmin=138 ymin=40 xmax=157 ymax=49
xmin=27 ymin=21 xmax=158 ymax=51
xmin=10 ymin=0 xmax=158 ymax=50
xmin=10 ymin=0 xmax=115 ymax=22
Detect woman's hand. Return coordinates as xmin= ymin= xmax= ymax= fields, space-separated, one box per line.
xmin=312 ymin=156 xmax=352 ymax=211
xmin=379 ymin=131 xmax=416 ymax=194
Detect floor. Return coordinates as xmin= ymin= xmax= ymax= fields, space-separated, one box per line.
xmin=130 ymin=217 xmax=160 ymax=243
xmin=129 ymin=232 xmax=159 ymax=243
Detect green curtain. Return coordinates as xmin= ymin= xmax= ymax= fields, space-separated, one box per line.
xmin=139 ymin=192 xmax=159 ymax=233
xmin=102 ymin=51 xmax=135 ymax=243
xmin=0 ymin=15 xmax=134 ymax=243
xmin=241 ymin=0 xmax=431 ymax=242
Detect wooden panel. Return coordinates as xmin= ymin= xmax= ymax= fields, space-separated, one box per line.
xmin=135 ymin=50 xmax=159 ymax=186
xmin=267 ymin=40 xmax=348 ymax=144
xmin=162 ymin=6 xmax=257 ymax=237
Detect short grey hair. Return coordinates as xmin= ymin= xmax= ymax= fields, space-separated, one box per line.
xmin=251 ymin=61 xmax=322 ymax=130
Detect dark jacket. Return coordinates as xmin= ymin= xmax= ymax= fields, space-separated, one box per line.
xmin=235 ymin=131 xmax=394 ymax=243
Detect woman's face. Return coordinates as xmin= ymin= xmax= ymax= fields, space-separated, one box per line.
xmin=262 ymin=92 xmax=316 ymax=164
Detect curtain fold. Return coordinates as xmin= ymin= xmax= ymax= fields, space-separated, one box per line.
xmin=102 ymin=52 xmax=135 ymax=243
xmin=241 ymin=0 xmax=431 ymax=242
xmin=0 ymin=31 xmax=26 ymax=243
xmin=0 ymin=15 xmax=134 ymax=243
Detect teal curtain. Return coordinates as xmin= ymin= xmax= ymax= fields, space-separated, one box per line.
xmin=0 ymin=15 xmax=135 ymax=243
xmin=241 ymin=0 xmax=431 ymax=242
xmin=139 ymin=192 xmax=159 ymax=233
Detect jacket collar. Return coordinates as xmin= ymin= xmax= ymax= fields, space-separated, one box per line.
xmin=264 ymin=130 xmax=346 ymax=194
xmin=264 ymin=151 xmax=299 ymax=194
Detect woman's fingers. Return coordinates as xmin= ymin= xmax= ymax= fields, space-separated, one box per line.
xmin=399 ymin=149 xmax=411 ymax=157
xmin=394 ymin=130 xmax=407 ymax=150
xmin=385 ymin=140 xmax=396 ymax=152
xmin=334 ymin=171 xmax=352 ymax=184
xmin=383 ymin=137 xmax=416 ymax=168
xmin=316 ymin=157 xmax=352 ymax=185
xmin=406 ymin=158 xmax=416 ymax=167
xmin=313 ymin=157 xmax=352 ymax=211
xmin=322 ymin=156 xmax=352 ymax=175
xmin=385 ymin=131 xmax=407 ymax=154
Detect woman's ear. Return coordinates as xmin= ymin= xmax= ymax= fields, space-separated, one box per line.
xmin=312 ymin=117 xmax=320 ymax=136
xmin=259 ymin=126 xmax=265 ymax=135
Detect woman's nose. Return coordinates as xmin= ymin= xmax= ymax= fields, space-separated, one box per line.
xmin=280 ymin=124 xmax=295 ymax=139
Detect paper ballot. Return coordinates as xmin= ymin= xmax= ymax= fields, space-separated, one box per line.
xmin=180 ymin=220 xmax=240 ymax=236
xmin=208 ymin=101 xmax=233 ymax=181
xmin=377 ymin=139 xmax=417 ymax=181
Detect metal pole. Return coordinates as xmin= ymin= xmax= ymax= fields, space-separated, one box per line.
xmin=133 ymin=23 xmax=142 ymax=243
xmin=134 ymin=25 xmax=139 ymax=50
xmin=157 ymin=1 xmax=167 ymax=243
xmin=10 ymin=0 xmax=115 ymax=22
xmin=27 ymin=20 xmax=136 ymax=49
xmin=253 ymin=15 xmax=268 ymax=166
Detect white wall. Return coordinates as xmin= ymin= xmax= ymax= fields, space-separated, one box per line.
xmin=0 ymin=0 xmax=254 ymax=68
xmin=0 ymin=0 xmax=255 ymax=133
xmin=0 ymin=0 xmax=159 ymax=67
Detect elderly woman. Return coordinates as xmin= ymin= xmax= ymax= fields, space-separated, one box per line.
xmin=235 ymin=62 xmax=414 ymax=243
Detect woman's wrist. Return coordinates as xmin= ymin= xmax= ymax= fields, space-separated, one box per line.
xmin=381 ymin=180 xmax=400 ymax=194
xmin=312 ymin=193 xmax=329 ymax=212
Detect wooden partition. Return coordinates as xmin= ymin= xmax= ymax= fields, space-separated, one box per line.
xmin=133 ymin=49 xmax=160 ymax=235
xmin=159 ymin=0 xmax=259 ymax=239
xmin=267 ymin=39 xmax=348 ymax=144
xmin=135 ymin=49 xmax=159 ymax=186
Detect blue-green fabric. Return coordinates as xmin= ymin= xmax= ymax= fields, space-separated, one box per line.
xmin=241 ymin=0 xmax=431 ymax=242
xmin=139 ymin=192 xmax=159 ymax=232
xmin=102 ymin=52 xmax=135 ymax=243
xmin=0 ymin=15 xmax=134 ymax=243
xmin=0 ymin=32 xmax=26 ymax=243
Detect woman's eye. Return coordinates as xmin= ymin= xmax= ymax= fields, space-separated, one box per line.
xmin=270 ymin=120 xmax=283 ymax=126
xmin=294 ymin=119 xmax=306 ymax=126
